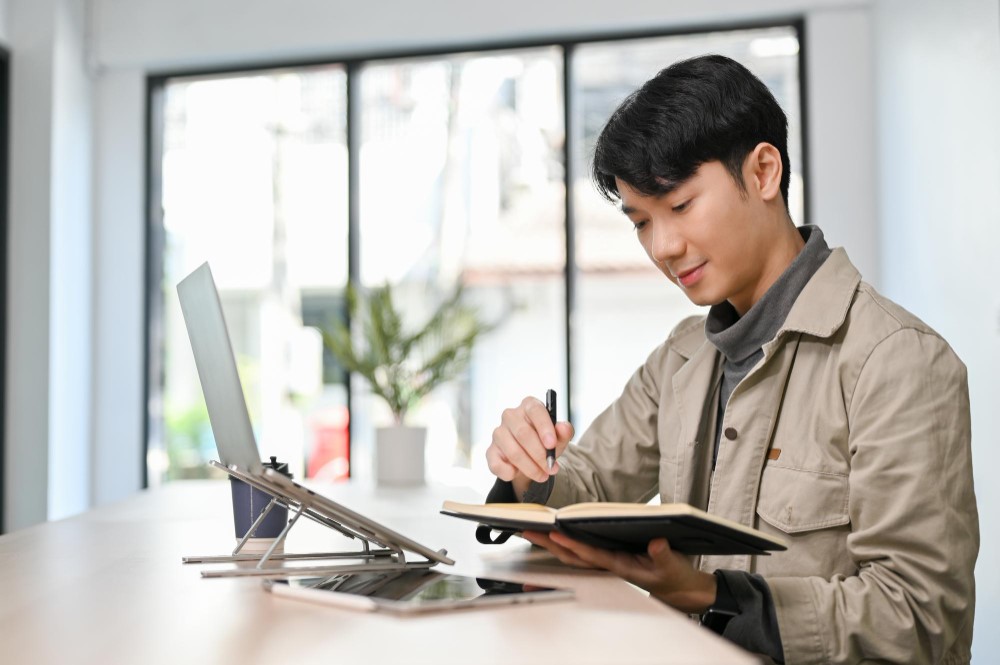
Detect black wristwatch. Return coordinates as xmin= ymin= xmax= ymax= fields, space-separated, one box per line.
xmin=700 ymin=570 xmax=740 ymax=634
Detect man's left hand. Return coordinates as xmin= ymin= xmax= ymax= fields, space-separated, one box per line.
xmin=522 ymin=530 xmax=718 ymax=614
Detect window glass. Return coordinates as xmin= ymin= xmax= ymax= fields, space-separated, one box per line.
xmin=357 ymin=48 xmax=565 ymax=483
xmin=154 ymin=65 xmax=350 ymax=483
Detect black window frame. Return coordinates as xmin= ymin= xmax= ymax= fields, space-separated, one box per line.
xmin=0 ymin=45 xmax=10 ymax=532
xmin=142 ymin=17 xmax=809 ymax=487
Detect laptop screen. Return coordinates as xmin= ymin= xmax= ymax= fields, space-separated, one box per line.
xmin=176 ymin=262 xmax=263 ymax=474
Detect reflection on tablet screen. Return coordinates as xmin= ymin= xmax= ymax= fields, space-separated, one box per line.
xmin=286 ymin=570 xmax=562 ymax=605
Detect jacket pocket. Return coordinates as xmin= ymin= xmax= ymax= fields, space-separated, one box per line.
xmin=756 ymin=465 xmax=850 ymax=533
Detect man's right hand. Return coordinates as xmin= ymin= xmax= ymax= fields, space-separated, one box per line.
xmin=485 ymin=396 xmax=574 ymax=499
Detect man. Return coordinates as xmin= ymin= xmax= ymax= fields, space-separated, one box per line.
xmin=484 ymin=55 xmax=978 ymax=664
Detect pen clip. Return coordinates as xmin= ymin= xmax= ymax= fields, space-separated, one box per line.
xmin=545 ymin=389 xmax=556 ymax=424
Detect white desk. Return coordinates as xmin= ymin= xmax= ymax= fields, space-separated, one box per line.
xmin=0 ymin=481 xmax=755 ymax=664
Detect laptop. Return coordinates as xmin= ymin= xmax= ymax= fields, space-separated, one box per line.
xmin=175 ymin=262 xmax=453 ymax=566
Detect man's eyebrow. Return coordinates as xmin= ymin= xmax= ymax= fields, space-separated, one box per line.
xmin=620 ymin=181 xmax=685 ymax=215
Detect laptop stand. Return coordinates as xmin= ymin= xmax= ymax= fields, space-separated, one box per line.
xmin=182 ymin=461 xmax=451 ymax=579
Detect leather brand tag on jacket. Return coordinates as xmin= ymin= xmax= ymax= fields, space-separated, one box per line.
xmin=767 ymin=448 xmax=782 ymax=461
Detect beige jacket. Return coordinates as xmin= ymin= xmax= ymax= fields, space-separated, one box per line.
xmin=549 ymin=248 xmax=978 ymax=664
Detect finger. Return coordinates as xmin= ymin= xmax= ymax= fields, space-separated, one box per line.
xmin=555 ymin=421 xmax=574 ymax=442
xmin=522 ymin=396 xmax=559 ymax=452
xmin=537 ymin=423 xmax=573 ymax=474
xmin=523 ymin=531 xmax=599 ymax=569
xmin=552 ymin=548 xmax=598 ymax=569
xmin=549 ymin=531 xmax=620 ymax=570
xmin=554 ymin=421 xmax=574 ymax=454
xmin=647 ymin=538 xmax=671 ymax=559
xmin=522 ymin=531 xmax=593 ymax=568
xmin=493 ymin=425 xmax=548 ymax=483
xmin=522 ymin=530 xmax=551 ymax=548
xmin=485 ymin=443 xmax=517 ymax=481
xmin=550 ymin=533 xmax=664 ymax=585
xmin=501 ymin=406 xmax=550 ymax=479
xmin=642 ymin=538 xmax=686 ymax=578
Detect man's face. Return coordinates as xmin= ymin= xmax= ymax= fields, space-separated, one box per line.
xmin=617 ymin=159 xmax=784 ymax=315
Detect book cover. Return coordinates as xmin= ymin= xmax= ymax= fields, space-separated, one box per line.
xmin=441 ymin=501 xmax=787 ymax=555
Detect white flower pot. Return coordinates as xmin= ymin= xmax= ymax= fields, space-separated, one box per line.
xmin=375 ymin=426 xmax=427 ymax=486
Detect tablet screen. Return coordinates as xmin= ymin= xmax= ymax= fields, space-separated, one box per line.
xmin=273 ymin=570 xmax=570 ymax=611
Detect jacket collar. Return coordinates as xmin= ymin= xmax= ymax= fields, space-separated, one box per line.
xmin=669 ymin=316 xmax=711 ymax=360
xmin=668 ymin=246 xmax=861 ymax=361
xmin=777 ymin=247 xmax=861 ymax=339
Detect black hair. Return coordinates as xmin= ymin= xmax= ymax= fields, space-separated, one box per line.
xmin=591 ymin=54 xmax=790 ymax=207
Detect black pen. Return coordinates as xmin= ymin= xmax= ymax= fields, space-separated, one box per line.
xmin=545 ymin=389 xmax=557 ymax=472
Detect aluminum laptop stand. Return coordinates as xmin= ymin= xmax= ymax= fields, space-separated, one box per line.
xmin=182 ymin=462 xmax=453 ymax=579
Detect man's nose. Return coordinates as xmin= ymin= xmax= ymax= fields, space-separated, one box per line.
xmin=650 ymin=224 xmax=684 ymax=265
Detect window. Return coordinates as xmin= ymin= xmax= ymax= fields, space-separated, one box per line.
xmin=147 ymin=23 xmax=805 ymax=486
xmin=151 ymin=66 xmax=349 ymax=482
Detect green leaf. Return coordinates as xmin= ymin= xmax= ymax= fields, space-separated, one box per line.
xmin=319 ymin=279 xmax=497 ymax=424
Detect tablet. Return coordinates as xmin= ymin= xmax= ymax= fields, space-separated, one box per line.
xmin=264 ymin=569 xmax=574 ymax=614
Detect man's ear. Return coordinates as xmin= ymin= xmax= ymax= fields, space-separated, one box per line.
xmin=745 ymin=142 xmax=783 ymax=203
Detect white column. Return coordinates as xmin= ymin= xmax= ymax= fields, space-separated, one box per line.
xmin=5 ymin=0 xmax=56 ymax=530
xmin=4 ymin=0 xmax=94 ymax=529
xmin=91 ymin=68 xmax=145 ymax=507
xmin=48 ymin=0 xmax=93 ymax=521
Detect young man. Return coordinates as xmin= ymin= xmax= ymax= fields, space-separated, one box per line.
xmin=484 ymin=55 xmax=978 ymax=664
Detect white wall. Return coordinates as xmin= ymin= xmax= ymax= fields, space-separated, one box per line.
xmin=805 ymin=7 xmax=877 ymax=282
xmin=0 ymin=0 xmax=9 ymax=43
xmin=873 ymin=0 xmax=1000 ymax=660
xmin=92 ymin=0 xmax=871 ymax=70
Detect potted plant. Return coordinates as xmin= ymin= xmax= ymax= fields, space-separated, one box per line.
xmin=320 ymin=281 xmax=494 ymax=485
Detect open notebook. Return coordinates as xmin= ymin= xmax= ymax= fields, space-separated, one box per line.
xmin=441 ymin=500 xmax=787 ymax=555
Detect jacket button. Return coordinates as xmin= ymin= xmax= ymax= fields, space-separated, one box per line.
xmin=724 ymin=427 xmax=738 ymax=440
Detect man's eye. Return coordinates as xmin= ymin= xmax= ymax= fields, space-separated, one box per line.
xmin=632 ymin=220 xmax=647 ymax=232
xmin=672 ymin=201 xmax=690 ymax=213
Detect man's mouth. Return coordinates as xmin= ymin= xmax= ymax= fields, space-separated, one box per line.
xmin=674 ymin=262 xmax=706 ymax=287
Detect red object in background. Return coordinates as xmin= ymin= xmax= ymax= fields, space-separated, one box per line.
xmin=307 ymin=405 xmax=350 ymax=481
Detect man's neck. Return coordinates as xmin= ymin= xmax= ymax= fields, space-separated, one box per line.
xmin=730 ymin=217 xmax=803 ymax=316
